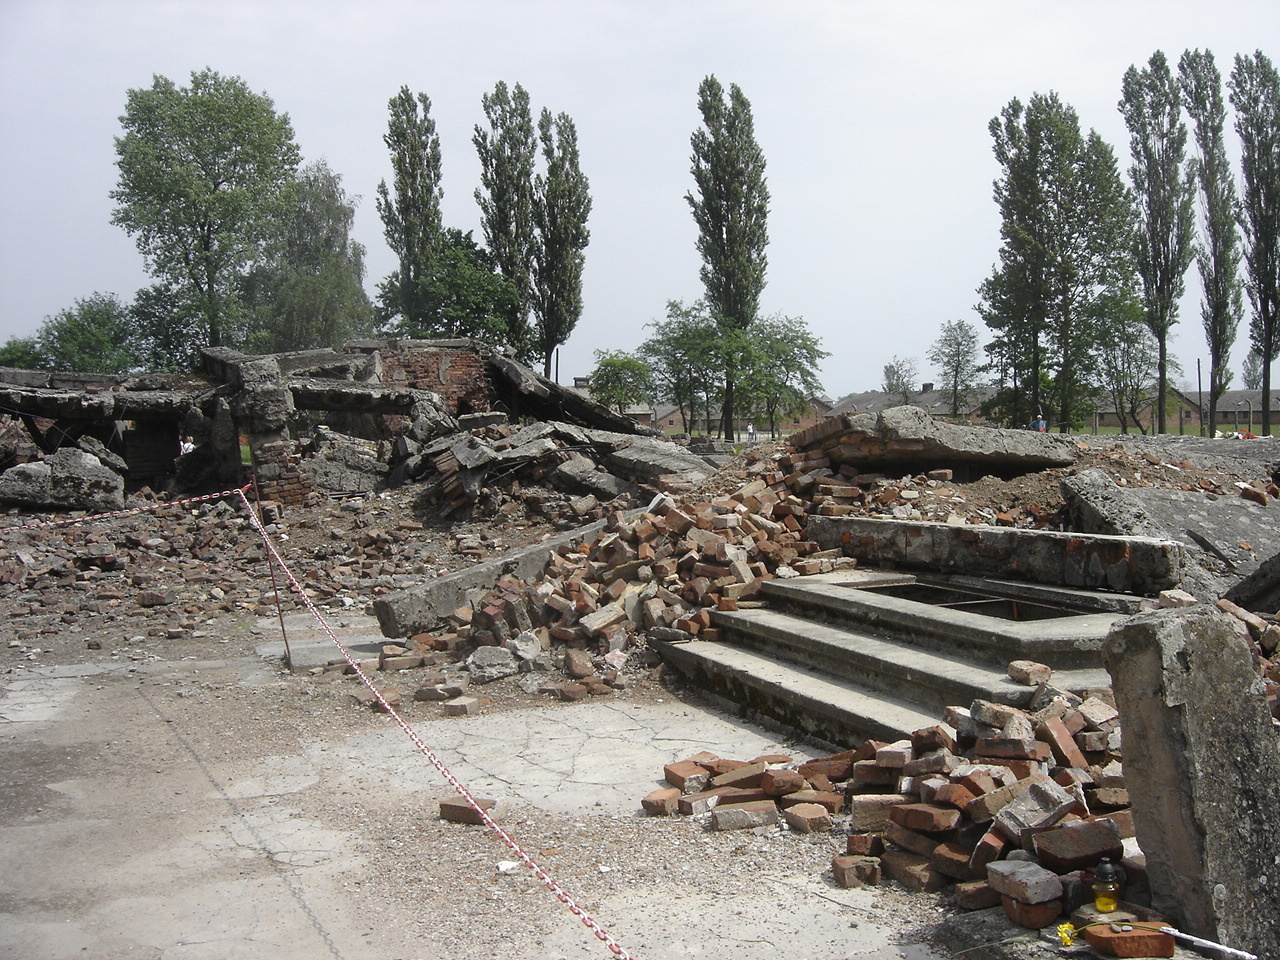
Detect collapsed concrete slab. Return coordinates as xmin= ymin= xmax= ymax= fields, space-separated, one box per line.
xmin=807 ymin=515 xmax=1183 ymax=596
xmin=0 ymin=447 xmax=125 ymax=513
xmin=793 ymin=406 xmax=1077 ymax=480
xmin=1062 ymin=466 xmax=1280 ymax=600
xmin=1103 ymin=605 xmax=1280 ymax=959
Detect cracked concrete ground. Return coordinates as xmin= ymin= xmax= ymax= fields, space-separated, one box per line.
xmin=0 ymin=620 xmax=945 ymax=960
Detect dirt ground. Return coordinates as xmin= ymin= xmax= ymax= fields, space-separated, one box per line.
xmin=0 ymin=494 xmax=951 ymax=960
xmin=2 ymin=433 xmax=1277 ymax=960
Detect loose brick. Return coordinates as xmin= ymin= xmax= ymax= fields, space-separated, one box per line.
xmin=884 ymin=821 xmax=940 ymax=858
xmin=710 ymin=760 xmax=767 ymax=789
xmin=975 ymin=737 xmax=1051 ymax=761
xmin=880 ymin=848 xmax=947 ymax=893
xmin=933 ymin=782 xmax=976 ymax=811
xmin=953 ymin=880 xmax=1001 ymax=910
xmin=993 ymin=778 xmax=1077 ymax=843
xmin=851 ymin=760 xmax=899 ymax=787
xmin=845 ymin=793 xmax=910 ymax=832
xmin=783 ymin=802 xmax=832 ymax=833
xmin=889 ymin=802 xmax=962 ymax=833
xmin=780 ymin=789 xmax=843 ymax=814
xmin=987 ymin=860 xmax=1063 ymax=904
xmin=677 ymin=787 xmax=733 ymax=816
xmin=663 ymin=759 xmax=709 ymax=790
xmin=1036 ymin=714 xmax=1090 ymax=769
xmin=1008 ymin=660 xmax=1053 ymax=685
xmin=711 ymin=799 xmax=779 ymax=831
xmin=931 ymin=841 xmax=984 ymax=881
xmin=1001 ymin=895 xmax=1063 ymax=929
xmin=641 ymin=788 xmax=681 ymax=816
xmin=440 ymin=795 xmax=498 ymax=825
xmin=968 ymin=827 xmax=1009 ymax=871
xmin=832 ymin=855 xmax=882 ymax=888
xmin=1032 ymin=818 xmax=1124 ymax=872
xmin=760 ymin=768 xmax=808 ymax=796
xmin=1081 ymin=924 xmax=1175 ymax=957
xmin=442 ymin=696 xmax=481 ymax=716
xmin=876 ymin=739 xmax=914 ymax=768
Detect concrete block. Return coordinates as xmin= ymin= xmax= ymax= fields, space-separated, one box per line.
xmin=987 ymin=860 xmax=1063 ymax=904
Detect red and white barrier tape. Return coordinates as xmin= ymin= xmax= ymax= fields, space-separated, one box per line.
xmin=0 ymin=483 xmax=253 ymax=534
xmin=229 ymin=489 xmax=636 ymax=960
xmin=3 ymin=483 xmax=637 ymax=957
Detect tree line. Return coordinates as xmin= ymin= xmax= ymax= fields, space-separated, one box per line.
xmin=967 ymin=48 xmax=1279 ymax=435
xmin=0 ymin=69 xmax=591 ymax=379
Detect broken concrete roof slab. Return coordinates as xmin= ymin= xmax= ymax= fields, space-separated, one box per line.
xmin=1062 ymin=466 xmax=1280 ymax=600
xmin=807 ymin=514 xmax=1183 ymax=595
xmin=794 ymin=405 xmax=1077 ymax=479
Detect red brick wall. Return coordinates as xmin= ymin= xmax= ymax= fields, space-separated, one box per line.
xmin=376 ymin=343 xmax=491 ymax=416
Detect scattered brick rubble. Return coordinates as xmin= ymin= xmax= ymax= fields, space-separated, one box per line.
xmin=635 ymin=594 xmax=1274 ymax=939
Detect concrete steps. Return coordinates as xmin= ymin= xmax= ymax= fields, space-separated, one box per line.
xmin=655 ymin=571 xmax=1126 ymax=747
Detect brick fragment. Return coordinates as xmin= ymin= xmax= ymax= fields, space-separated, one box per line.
xmin=1001 ymin=895 xmax=1063 ymax=929
xmin=439 ymin=796 xmax=498 ymax=825
xmin=711 ymin=799 xmax=779 ymax=831
xmin=641 ymin=788 xmax=681 ymax=816
xmin=710 ymin=761 xmax=767 ymax=789
xmin=779 ymin=789 xmax=843 ymax=814
xmin=931 ymin=841 xmax=984 ymax=881
xmin=760 ymin=768 xmax=808 ymax=796
xmin=987 ymin=859 xmax=1063 ymax=904
xmin=832 ymin=855 xmax=882 ymax=888
xmin=883 ymin=821 xmax=940 ymax=858
xmin=1007 ymin=660 xmax=1053 ymax=685
xmin=783 ymin=802 xmax=832 ymax=833
xmin=1037 ymin=714 xmax=1090 ymax=769
xmin=1032 ymin=817 xmax=1124 ymax=872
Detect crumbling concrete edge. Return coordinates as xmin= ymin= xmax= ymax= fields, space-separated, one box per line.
xmin=372 ymin=506 xmax=650 ymax=638
xmin=808 ymin=515 xmax=1185 ymax=596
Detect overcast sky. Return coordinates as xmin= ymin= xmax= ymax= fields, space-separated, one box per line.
xmin=0 ymin=1 xmax=1276 ymax=398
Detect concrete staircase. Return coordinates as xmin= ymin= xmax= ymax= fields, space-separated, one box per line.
xmin=654 ymin=570 xmax=1138 ymax=748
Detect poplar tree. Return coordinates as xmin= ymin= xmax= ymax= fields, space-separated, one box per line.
xmin=1180 ymin=49 xmax=1244 ymax=436
xmin=927 ymin=319 xmax=982 ymax=416
xmin=531 ymin=109 xmax=591 ymax=378
xmin=375 ymin=87 xmax=443 ymax=329
xmin=1230 ymin=51 xmax=1280 ymax=436
xmin=1119 ymin=51 xmax=1195 ymax=434
xmin=686 ymin=75 xmax=770 ymax=442
xmin=978 ymin=93 xmax=1135 ymax=432
xmin=474 ymin=81 xmax=537 ymax=359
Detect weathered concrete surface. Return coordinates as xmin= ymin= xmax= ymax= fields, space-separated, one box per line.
xmin=793 ymin=406 xmax=1077 ymax=477
xmin=1225 ymin=547 xmax=1280 ymax=613
xmin=0 ymin=447 xmax=125 ymax=512
xmin=1103 ymin=605 xmax=1280 ymax=959
xmin=1060 ymin=467 xmax=1165 ymax=538
xmin=808 ymin=515 xmax=1183 ymax=595
xmin=1063 ymin=467 xmax=1280 ymax=599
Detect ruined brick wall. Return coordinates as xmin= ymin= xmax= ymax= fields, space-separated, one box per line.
xmin=374 ymin=342 xmax=491 ymax=416
xmin=251 ymin=439 xmax=317 ymax=506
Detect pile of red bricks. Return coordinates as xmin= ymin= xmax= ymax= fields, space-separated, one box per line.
xmin=641 ymin=676 xmax=1141 ymax=933
xmin=408 ymin=477 xmax=855 ymax=667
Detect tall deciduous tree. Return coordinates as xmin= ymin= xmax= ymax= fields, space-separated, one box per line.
xmin=978 ymin=93 xmax=1135 ymax=432
xmin=1180 ymin=49 xmax=1244 ymax=436
xmin=638 ymin=299 xmax=723 ymax=435
xmin=1230 ymin=51 xmax=1280 ymax=436
xmin=111 ymin=68 xmax=300 ymax=349
xmin=587 ymin=350 xmax=651 ymax=414
xmin=531 ymin=109 xmax=591 ymax=378
xmin=881 ymin=355 xmax=919 ymax=405
xmin=1120 ymin=51 xmax=1196 ymax=434
xmin=474 ymin=82 xmax=537 ymax=359
xmin=376 ymin=87 xmax=443 ymax=330
xmin=1096 ymin=289 xmax=1159 ymax=434
xmin=686 ymin=75 xmax=770 ymax=442
xmin=927 ymin=319 xmax=982 ymax=416
xmin=737 ymin=313 xmax=827 ymax=437
xmin=243 ymin=160 xmax=374 ymax=353
xmin=31 ymin=293 xmax=139 ymax=373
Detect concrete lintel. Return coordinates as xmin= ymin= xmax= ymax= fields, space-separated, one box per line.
xmin=808 ymin=515 xmax=1184 ymax=596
